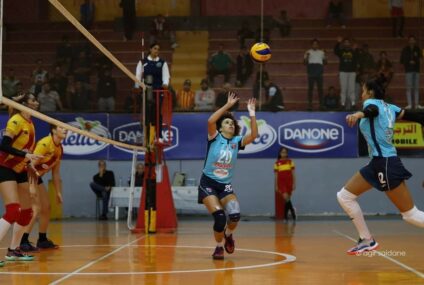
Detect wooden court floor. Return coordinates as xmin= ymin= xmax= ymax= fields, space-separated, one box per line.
xmin=0 ymin=218 xmax=423 ymax=285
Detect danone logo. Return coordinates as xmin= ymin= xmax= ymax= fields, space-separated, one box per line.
xmin=112 ymin=122 xmax=179 ymax=153
xmin=63 ymin=117 xmax=110 ymax=155
xmin=278 ymin=120 xmax=344 ymax=153
xmin=238 ymin=116 xmax=276 ymax=154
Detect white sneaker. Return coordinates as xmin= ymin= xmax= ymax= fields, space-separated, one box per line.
xmin=417 ymin=105 xmax=424 ymax=109
xmin=405 ymin=105 xmax=412 ymax=109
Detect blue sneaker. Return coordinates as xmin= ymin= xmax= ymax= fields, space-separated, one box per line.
xmin=347 ymin=238 xmax=379 ymax=255
xmin=212 ymin=246 xmax=224 ymax=260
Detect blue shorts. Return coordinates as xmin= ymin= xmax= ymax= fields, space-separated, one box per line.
xmin=359 ymin=156 xmax=412 ymax=192
xmin=198 ymin=174 xmax=235 ymax=204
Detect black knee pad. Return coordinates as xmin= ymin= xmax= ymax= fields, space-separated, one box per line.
xmin=228 ymin=213 xmax=240 ymax=223
xmin=212 ymin=210 xmax=226 ymax=232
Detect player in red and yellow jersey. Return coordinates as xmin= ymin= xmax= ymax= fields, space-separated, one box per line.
xmin=0 ymin=93 xmax=41 ymax=266
xmin=274 ymin=147 xmax=296 ymax=222
xmin=20 ymin=124 xmax=67 ymax=252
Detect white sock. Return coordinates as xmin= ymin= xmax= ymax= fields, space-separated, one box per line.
xmin=337 ymin=188 xmax=372 ymax=240
xmin=10 ymin=223 xmax=26 ymax=250
xmin=217 ymin=241 xmax=224 ymax=247
xmin=0 ymin=218 xmax=12 ymax=242
xmin=402 ymin=206 xmax=424 ymax=228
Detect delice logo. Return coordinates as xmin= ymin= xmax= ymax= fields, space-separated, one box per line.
xmin=278 ymin=120 xmax=344 ymax=153
xmin=63 ymin=117 xmax=110 ymax=155
xmin=238 ymin=116 xmax=276 ymax=154
xmin=112 ymin=122 xmax=179 ymax=153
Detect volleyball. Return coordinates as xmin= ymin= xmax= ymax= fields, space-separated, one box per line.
xmin=250 ymin=42 xmax=272 ymax=63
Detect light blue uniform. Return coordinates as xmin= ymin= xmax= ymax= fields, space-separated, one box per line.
xmin=359 ymin=99 xmax=401 ymax=157
xmin=202 ymin=133 xmax=244 ymax=184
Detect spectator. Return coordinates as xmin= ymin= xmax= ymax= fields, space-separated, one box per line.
xmin=97 ymin=68 xmax=116 ymax=112
xmin=323 ymin=86 xmax=340 ymax=111
xmin=237 ymin=20 xmax=254 ymax=48
xmin=326 ymin=0 xmax=346 ymax=28
xmin=37 ymin=82 xmax=63 ymax=112
xmin=90 ymin=160 xmax=116 ymax=220
xmin=304 ymin=39 xmax=327 ymax=110
xmin=236 ymin=46 xmax=253 ymax=87
xmin=120 ymin=0 xmax=136 ymax=41
xmin=2 ymin=68 xmax=21 ymax=98
xmin=129 ymin=163 xmax=144 ymax=187
xmin=215 ymin=83 xmax=239 ymax=111
xmin=255 ymin=24 xmax=271 ymax=44
xmin=400 ymin=35 xmax=422 ymax=109
xmin=80 ymin=0 xmax=95 ymax=29
xmin=70 ymin=80 xmax=91 ymax=111
xmin=175 ymin=79 xmax=195 ymax=112
xmin=355 ymin=43 xmax=376 ymax=105
xmin=208 ymin=44 xmax=234 ymax=86
xmin=262 ymin=79 xmax=284 ymax=112
xmin=31 ymin=59 xmax=49 ymax=95
xmin=56 ymin=35 xmax=74 ymax=67
xmin=72 ymin=50 xmax=92 ymax=84
xmin=124 ymin=92 xmax=142 ymax=113
xmin=253 ymin=67 xmax=270 ymax=99
xmin=194 ymin=79 xmax=216 ymax=111
xmin=334 ymin=37 xmax=358 ymax=110
xmin=376 ymin=51 xmax=394 ymax=89
xmin=149 ymin=14 xmax=178 ymax=49
xmin=389 ymin=0 xmax=404 ymax=38
xmin=49 ymin=65 xmax=68 ymax=108
xmin=274 ymin=10 xmax=291 ymax=37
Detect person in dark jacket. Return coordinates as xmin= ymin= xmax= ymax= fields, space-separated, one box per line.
xmin=90 ymin=160 xmax=116 ymax=220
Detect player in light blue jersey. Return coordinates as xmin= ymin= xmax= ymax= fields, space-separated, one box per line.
xmin=337 ymin=76 xmax=424 ymax=255
xmin=198 ymin=92 xmax=258 ymax=260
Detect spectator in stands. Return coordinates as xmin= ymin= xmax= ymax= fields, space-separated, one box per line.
xmin=149 ymin=14 xmax=178 ymax=49
xmin=208 ymin=44 xmax=234 ymax=86
xmin=376 ymin=51 xmax=394 ymax=90
xmin=389 ymin=0 xmax=404 ymax=38
xmin=80 ymin=0 xmax=95 ymax=30
xmin=31 ymin=59 xmax=49 ymax=95
xmin=97 ymin=68 xmax=116 ymax=112
xmin=334 ymin=37 xmax=358 ymax=110
xmin=90 ymin=160 xmax=116 ymax=220
xmin=274 ymin=10 xmax=291 ymax=37
xmin=237 ymin=20 xmax=254 ymax=48
xmin=255 ymin=24 xmax=271 ymax=44
xmin=304 ymin=38 xmax=327 ymax=110
xmin=175 ymin=79 xmax=195 ymax=112
xmin=56 ymin=35 xmax=74 ymax=67
xmin=195 ymin=79 xmax=216 ymax=111
xmin=326 ymin=0 xmax=346 ymax=28
xmin=37 ymin=82 xmax=63 ymax=112
xmin=262 ymin=79 xmax=284 ymax=112
xmin=120 ymin=0 xmax=136 ymax=41
xmin=322 ymin=86 xmax=340 ymax=111
xmin=2 ymin=68 xmax=21 ymax=98
xmin=236 ymin=46 xmax=253 ymax=87
xmin=124 ymin=92 xmax=142 ymax=113
xmin=49 ymin=65 xmax=68 ymax=108
xmin=400 ymin=35 xmax=422 ymax=109
xmin=215 ymin=83 xmax=239 ymax=111
xmin=70 ymin=80 xmax=91 ymax=111
xmin=355 ymin=43 xmax=376 ymax=106
xmin=129 ymin=163 xmax=144 ymax=187
xmin=253 ymin=66 xmax=270 ymax=99
xmin=72 ymin=50 xmax=92 ymax=84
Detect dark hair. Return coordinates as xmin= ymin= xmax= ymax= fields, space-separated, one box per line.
xmin=364 ymin=76 xmax=386 ymax=99
xmin=311 ymin=38 xmax=319 ymax=44
xmin=10 ymin=92 xmax=37 ymax=116
xmin=49 ymin=124 xmax=57 ymax=135
xmin=216 ymin=112 xmax=240 ymax=136
xmin=149 ymin=42 xmax=160 ymax=49
xmin=379 ymin=50 xmax=387 ymax=56
xmin=277 ymin=146 xmax=288 ymax=159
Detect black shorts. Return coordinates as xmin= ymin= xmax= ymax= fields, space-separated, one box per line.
xmin=38 ymin=177 xmax=43 ymax=185
xmin=359 ymin=156 xmax=412 ymax=192
xmin=0 ymin=166 xmax=28 ymax=184
xmin=198 ymin=174 xmax=235 ymax=204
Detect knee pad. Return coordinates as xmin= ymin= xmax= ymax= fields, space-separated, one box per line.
xmin=17 ymin=208 xmax=33 ymax=226
xmin=225 ymin=200 xmax=240 ymax=223
xmin=402 ymin=206 xmax=424 ymax=228
xmin=212 ymin=209 xmax=226 ymax=233
xmin=337 ymin=188 xmax=359 ymax=218
xmin=2 ymin=203 xmax=21 ymax=224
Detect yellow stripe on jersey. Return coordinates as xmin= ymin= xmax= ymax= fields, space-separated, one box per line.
xmin=34 ymin=135 xmax=63 ymax=176
xmin=0 ymin=113 xmax=35 ymax=173
xmin=274 ymin=160 xmax=295 ymax=172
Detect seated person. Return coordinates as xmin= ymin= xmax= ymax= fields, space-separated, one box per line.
xmin=90 ymin=160 xmax=116 ymax=220
xmin=215 ymin=82 xmax=239 ymax=111
xmin=322 ymin=86 xmax=340 ymax=111
xmin=175 ymin=79 xmax=195 ymax=111
xmin=194 ymin=79 xmax=216 ymax=111
xmin=262 ymin=79 xmax=284 ymax=112
xmin=129 ymin=163 xmax=145 ymax=187
xmin=208 ymin=44 xmax=234 ymax=86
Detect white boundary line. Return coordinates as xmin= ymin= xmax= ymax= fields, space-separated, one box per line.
xmin=334 ymin=230 xmax=424 ymax=279
xmin=48 ymin=236 xmax=146 ymax=284
xmin=0 ymin=244 xmax=296 ymax=277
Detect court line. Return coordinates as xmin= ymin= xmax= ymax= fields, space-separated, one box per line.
xmin=0 ymin=244 xmax=295 ymax=276
xmin=48 ymin=235 xmax=146 ymax=284
xmin=334 ymin=230 xmax=424 ymax=279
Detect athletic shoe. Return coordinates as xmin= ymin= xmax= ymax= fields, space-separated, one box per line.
xmin=0 ymin=260 xmax=4 ymax=267
xmin=19 ymin=241 xmax=39 ymax=253
xmin=5 ymin=248 xmax=34 ymax=261
xmin=224 ymin=232 xmax=235 ymax=254
xmin=212 ymin=246 xmax=224 ymax=260
xmin=347 ymin=238 xmax=379 ymax=255
xmin=37 ymin=239 xmax=59 ymax=250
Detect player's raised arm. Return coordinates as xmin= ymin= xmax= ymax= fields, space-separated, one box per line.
xmin=242 ymin=98 xmax=258 ymax=146
xmin=207 ymin=92 xmax=239 ymax=138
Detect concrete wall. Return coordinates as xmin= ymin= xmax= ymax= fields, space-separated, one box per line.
xmin=1 ymin=158 xmax=422 ymax=218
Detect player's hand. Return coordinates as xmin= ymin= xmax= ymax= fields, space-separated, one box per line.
xmin=247 ymin=98 xmax=256 ymax=116
xmin=226 ymin=92 xmax=239 ymax=107
xmin=346 ymin=113 xmax=360 ymax=127
xmin=56 ymin=192 xmax=63 ymax=204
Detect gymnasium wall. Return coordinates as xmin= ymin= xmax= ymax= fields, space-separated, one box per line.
xmin=353 ymin=0 xmax=424 ymax=18
xmin=12 ymin=157 xmax=422 ymax=218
